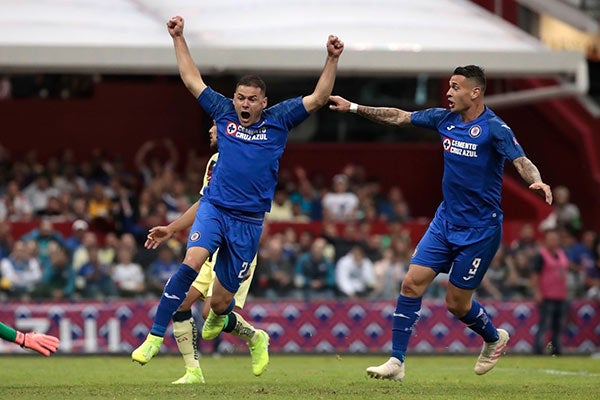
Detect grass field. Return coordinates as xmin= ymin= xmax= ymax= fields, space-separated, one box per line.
xmin=0 ymin=354 xmax=599 ymax=399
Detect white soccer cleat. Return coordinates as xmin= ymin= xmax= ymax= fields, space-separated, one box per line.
xmin=474 ymin=328 xmax=510 ymax=375
xmin=366 ymin=357 xmax=405 ymax=381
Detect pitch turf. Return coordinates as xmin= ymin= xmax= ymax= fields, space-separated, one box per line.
xmin=0 ymin=354 xmax=598 ymax=399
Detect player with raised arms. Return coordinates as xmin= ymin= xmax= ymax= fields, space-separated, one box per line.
xmin=132 ymin=15 xmax=344 ymax=366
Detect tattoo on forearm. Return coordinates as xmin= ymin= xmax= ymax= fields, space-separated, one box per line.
xmin=358 ymin=107 xmax=408 ymax=126
xmin=514 ymin=157 xmax=542 ymax=184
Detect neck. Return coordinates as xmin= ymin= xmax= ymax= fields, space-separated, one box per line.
xmin=460 ymin=103 xmax=485 ymax=123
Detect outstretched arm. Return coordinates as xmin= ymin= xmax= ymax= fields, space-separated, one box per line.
xmin=512 ymin=156 xmax=553 ymax=204
xmin=329 ymin=95 xmax=412 ymax=127
xmin=302 ymin=35 xmax=344 ymax=113
xmin=167 ymin=16 xmax=207 ymax=98
xmin=145 ymin=200 xmax=199 ymax=249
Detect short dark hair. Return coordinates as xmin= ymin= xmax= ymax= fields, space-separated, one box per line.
xmin=453 ymin=65 xmax=486 ymax=93
xmin=236 ymin=75 xmax=267 ymax=96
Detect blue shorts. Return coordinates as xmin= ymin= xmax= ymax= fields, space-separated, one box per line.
xmin=411 ymin=213 xmax=502 ymax=290
xmin=187 ymin=199 xmax=263 ymax=293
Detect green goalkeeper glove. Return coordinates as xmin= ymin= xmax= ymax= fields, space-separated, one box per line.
xmin=15 ymin=331 xmax=60 ymax=356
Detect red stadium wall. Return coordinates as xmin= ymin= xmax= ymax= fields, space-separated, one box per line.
xmin=0 ymin=78 xmax=208 ymax=166
xmin=0 ymin=300 xmax=597 ymax=355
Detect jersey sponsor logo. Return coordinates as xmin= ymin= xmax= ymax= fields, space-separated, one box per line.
xmin=469 ymin=125 xmax=481 ymax=138
xmin=190 ymin=231 xmax=201 ymax=241
xmin=226 ymin=121 xmax=268 ymax=141
xmin=442 ymin=136 xmax=478 ymax=158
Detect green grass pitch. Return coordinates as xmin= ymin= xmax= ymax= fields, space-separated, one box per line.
xmin=1 ymin=354 xmax=598 ymax=399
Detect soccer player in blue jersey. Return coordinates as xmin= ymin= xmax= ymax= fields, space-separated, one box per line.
xmin=329 ymin=65 xmax=552 ymax=381
xmin=132 ymin=15 xmax=344 ymax=366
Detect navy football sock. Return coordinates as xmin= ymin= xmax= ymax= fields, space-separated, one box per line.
xmin=150 ymin=264 xmax=198 ymax=337
xmin=391 ymin=294 xmax=422 ymax=363
xmin=459 ymin=300 xmax=499 ymax=342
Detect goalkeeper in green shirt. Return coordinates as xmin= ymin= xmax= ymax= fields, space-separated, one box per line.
xmin=0 ymin=321 xmax=59 ymax=356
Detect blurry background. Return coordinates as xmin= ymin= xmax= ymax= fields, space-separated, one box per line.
xmin=0 ymin=0 xmax=598 ymax=356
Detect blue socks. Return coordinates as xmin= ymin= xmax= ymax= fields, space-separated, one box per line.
xmin=150 ymin=264 xmax=198 ymax=337
xmin=459 ymin=300 xmax=499 ymax=342
xmin=391 ymin=295 xmax=422 ymax=363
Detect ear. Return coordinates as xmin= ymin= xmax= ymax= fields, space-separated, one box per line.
xmin=471 ymin=87 xmax=481 ymax=100
xmin=262 ymin=96 xmax=268 ymax=108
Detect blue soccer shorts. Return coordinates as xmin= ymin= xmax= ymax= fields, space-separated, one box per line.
xmin=187 ymin=199 xmax=263 ymax=293
xmin=410 ymin=214 xmax=502 ymax=290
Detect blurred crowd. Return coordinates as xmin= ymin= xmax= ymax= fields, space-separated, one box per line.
xmin=0 ymin=141 xmax=599 ymax=303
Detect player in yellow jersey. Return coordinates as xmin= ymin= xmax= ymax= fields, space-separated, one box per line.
xmin=139 ymin=122 xmax=269 ymax=383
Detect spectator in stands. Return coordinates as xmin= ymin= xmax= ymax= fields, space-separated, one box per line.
xmin=267 ymin=186 xmax=294 ymax=221
xmin=0 ymin=180 xmax=33 ymax=221
xmin=135 ymin=138 xmax=179 ymax=186
xmin=477 ymin=245 xmax=507 ymax=301
xmin=112 ymin=246 xmax=146 ymax=297
xmin=99 ymin=232 xmax=119 ymax=266
xmin=335 ymin=245 xmax=376 ymax=299
xmin=531 ymin=228 xmax=569 ymax=355
xmin=23 ymin=173 xmax=59 ymax=216
xmin=321 ymin=174 xmax=359 ymax=222
xmin=87 ymin=182 xmax=113 ymax=229
xmin=323 ymin=222 xmax=365 ymax=262
xmin=585 ymin=237 xmax=600 ymax=299
xmin=379 ymin=186 xmax=407 ymax=222
xmin=562 ymin=228 xmax=594 ymax=299
xmin=78 ymin=247 xmax=117 ymax=299
xmin=21 ymin=219 xmax=64 ymax=271
xmin=289 ymin=166 xmax=321 ymax=220
xmin=72 ymin=231 xmax=99 ymax=273
xmin=64 ymin=219 xmax=89 ymax=255
xmin=147 ymin=245 xmax=180 ymax=297
xmin=0 ymin=223 xmax=13 ymax=260
xmin=53 ymin=163 xmax=87 ymax=197
xmin=509 ymin=222 xmax=539 ymax=258
xmin=70 ymin=196 xmax=89 ymax=222
xmin=0 ymin=240 xmax=42 ymax=298
xmin=37 ymin=243 xmax=74 ymax=300
xmin=294 ymin=237 xmax=336 ymax=301
xmin=505 ymin=248 xmax=533 ymax=299
xmin=373 ymin=238 xmax=410 ymax=299
xmin=255 ymin=234 xmax=296 ymax=299
xmin=371 ymin=246 xmax=408 ymax=299
xmin=539 ymin=185 xmax=581 ymax=234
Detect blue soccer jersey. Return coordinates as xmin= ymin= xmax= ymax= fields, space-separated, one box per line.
xmin=198 ymin=87 xmax=309 ymax=213
xmin=411 ymin=107 xmax=525 ymax=227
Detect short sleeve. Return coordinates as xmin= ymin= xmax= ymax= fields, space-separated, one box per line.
xmin=410 ymin=108 xmax=450 ymax=130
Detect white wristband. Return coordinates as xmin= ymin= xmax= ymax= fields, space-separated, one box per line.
xmin=349 ymin=102 xmax=358 ymax=113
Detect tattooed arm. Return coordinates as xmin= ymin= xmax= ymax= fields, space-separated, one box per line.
xmin=328 ymin=95 xmax=412 ymax=127
xmin=512 ymin=156 xmax=553 ymax=204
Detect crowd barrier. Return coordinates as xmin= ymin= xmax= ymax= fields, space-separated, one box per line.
xmin=1 ymin=299 xmax=598 ymax=355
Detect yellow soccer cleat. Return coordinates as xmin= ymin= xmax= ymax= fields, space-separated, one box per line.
xmin=201 ymin=310 xmax=226 ymax=340
xmin=131 ymin=333 xmax=163 ymax=365
xmin=172 ymin=367 xmax=206 ymax=384
xmin=249 ymin=329 xmax=270 ymax=376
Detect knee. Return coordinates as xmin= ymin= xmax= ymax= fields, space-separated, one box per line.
xmin=400 ymin=275 xmax=424 ymax=298
xmin=182 ymin=250 xmax=208 ymax=270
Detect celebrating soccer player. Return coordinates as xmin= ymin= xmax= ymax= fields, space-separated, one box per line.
xmin=329 ymin=65 xmax=552 ymax=381
xmin=132 ymin=15 xmax=343 ymax=366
